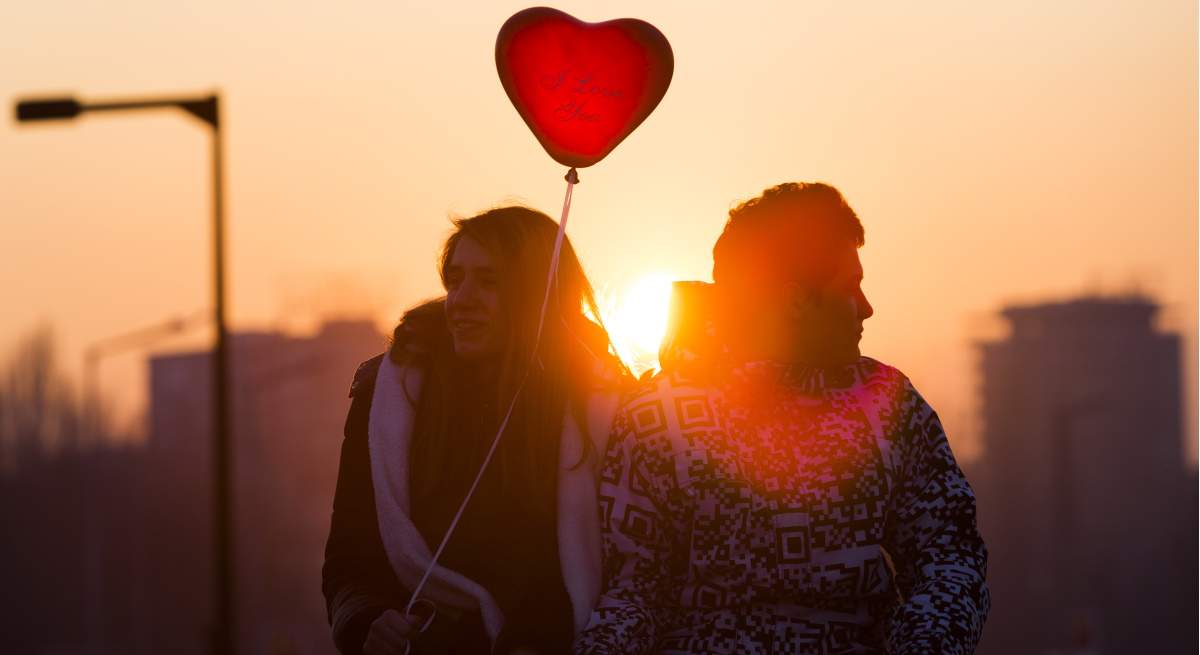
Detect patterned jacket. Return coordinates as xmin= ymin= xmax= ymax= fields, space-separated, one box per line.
xmin=574 ymin=357 xmax=989 ymax=654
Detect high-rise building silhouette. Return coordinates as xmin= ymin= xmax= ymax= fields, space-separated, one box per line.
xmin=972 ymin=296 xmax=1197 ymax=654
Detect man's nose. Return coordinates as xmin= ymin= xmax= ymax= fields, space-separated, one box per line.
xmin=858 ymin=291 xmax=874 ymax=321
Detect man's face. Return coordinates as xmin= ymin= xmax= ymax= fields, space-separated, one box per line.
xmin=785 ymin=240 xmax=873 ymax=367
xmin=444 ymin=236 xmax=504 ymax=360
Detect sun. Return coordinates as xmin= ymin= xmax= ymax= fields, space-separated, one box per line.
xmin=601 ymin=274 xmax=675 ymax=376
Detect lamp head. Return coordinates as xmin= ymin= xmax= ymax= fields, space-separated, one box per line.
xmin=16 ymin=97 xmax=82 ymax=122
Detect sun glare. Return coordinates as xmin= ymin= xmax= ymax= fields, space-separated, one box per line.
xmin=601 ymin=274 xmax=674 ymax=377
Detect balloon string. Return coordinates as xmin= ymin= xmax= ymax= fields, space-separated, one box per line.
xmin=406 ymin=167 xmax=578 ymax=619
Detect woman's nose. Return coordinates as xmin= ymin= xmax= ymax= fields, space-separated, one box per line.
xmin=451 ymin=277 xmax=482 ymax=306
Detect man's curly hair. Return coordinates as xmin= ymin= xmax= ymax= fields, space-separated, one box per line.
xmin=712 ymin=182 xmax=865 ymax=293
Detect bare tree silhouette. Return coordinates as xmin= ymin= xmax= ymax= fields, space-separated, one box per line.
xmin=0 ymin=324 xmax=81 ymax=471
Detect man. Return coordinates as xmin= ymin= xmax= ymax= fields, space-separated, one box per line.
xmin=575 ymin=182 xmax=989 ymax=654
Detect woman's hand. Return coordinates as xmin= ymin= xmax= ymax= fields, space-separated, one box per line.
xmin=363 ymin=609 xmax=424 ymax=655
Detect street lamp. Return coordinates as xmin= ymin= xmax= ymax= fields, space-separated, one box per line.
xmin=15 ymin=92 xmax=236 ymax=655
xmin=82 ymin=310 xmax=210 ymax=441
xmin=80 ymin=310 xmax=209 ymax=650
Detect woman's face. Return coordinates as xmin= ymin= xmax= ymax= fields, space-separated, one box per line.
xmin=444 ymin=236 xmax=504 ymax=360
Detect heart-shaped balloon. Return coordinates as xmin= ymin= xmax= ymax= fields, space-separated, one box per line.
xmin=496 ymin=7 xmax=674 ymax=169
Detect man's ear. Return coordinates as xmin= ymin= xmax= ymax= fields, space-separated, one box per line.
xmin=784 ymin=282 xmax=820 ymax=321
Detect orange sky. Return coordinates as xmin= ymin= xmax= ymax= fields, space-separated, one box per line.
xmin=2 ymin=0 xmax=1196 ymax=463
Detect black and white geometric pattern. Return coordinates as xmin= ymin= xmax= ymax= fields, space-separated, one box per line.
xmin=575 ymin=357 xmax=989 ymax=654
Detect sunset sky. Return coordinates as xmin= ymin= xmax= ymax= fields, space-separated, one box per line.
xmin=2 ymin=0 xmax=1196 ymax=463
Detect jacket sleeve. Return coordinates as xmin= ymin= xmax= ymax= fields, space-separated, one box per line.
xmin=322 ymin=355 xmax=406 ymax=654
xmin=884 ymin=380 xmax=990 ymax=655
xmin=573 ymin=401 xmax=688 ymax=655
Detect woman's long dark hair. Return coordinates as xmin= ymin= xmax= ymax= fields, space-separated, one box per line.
xmin=389 ymin=206 xmax=626 ymax=507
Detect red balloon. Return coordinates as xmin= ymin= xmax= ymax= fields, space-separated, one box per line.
xmin=495 ymin=7 xmax=674 ymax=169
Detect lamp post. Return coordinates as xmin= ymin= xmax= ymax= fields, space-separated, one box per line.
xmin=82 ymin=310 xmax=210 ymax=442
xmin=15 ymin=93 xmax=236 ymax=655
xmin=81 ymin=311 xmax=209 ymax=650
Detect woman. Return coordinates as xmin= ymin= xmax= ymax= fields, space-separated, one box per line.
xmin=322 ymin=206 xmax=626 ymax=654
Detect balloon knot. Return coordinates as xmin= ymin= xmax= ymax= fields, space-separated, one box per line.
xmin=565 ymin=168 xmax=579 ymax=185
